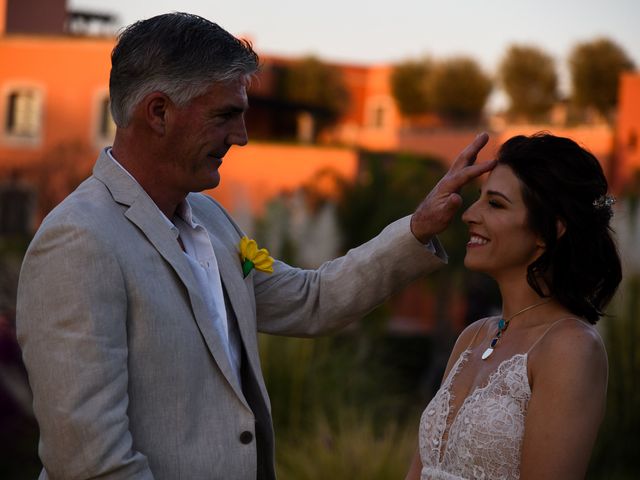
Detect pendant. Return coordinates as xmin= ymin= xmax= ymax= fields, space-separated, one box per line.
xmin=481 ymin=347 xmax=494 ymax=360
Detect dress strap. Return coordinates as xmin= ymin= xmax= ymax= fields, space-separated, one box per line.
xmin=526 ymin=316 xmax=583 ymax=355
xmin=465 ymin=317 xmax=493 ymax=351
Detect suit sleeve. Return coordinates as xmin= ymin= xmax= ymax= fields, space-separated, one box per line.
xmin=16 ymin=218 xmax=154 ymax=479
xmin=252 ymin=215 xmax=447 ymax=336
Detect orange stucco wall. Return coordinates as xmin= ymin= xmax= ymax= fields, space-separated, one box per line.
xmin=0 ymin=35 xmax=113 ymax=168
xmin=0 ymin=36 xmax=359 ymax=218
xmin=616 ymin=73 xmax=640 ymax=189
xmin=0 ymin=35 xmax=360 ymax=218
xmin=499 ymin=124 xmax=614 ymax=173
xmin=0 ymin=0 xmax=6 ymax=36
xmin=207 ymin=143 xmax=358 ymax=215
xmin=0 ymin=31 xmax=632 ymax=218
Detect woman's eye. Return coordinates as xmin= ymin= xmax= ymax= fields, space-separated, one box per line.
xmin=488 ymin=199 xmax=503 ymax=208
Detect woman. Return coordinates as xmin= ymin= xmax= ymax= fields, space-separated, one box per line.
xmin=406 ymin=133 xmax=622 ymax=480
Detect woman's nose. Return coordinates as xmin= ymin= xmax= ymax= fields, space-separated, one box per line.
xmin=462 ymin=200 xmax=480 ymax=225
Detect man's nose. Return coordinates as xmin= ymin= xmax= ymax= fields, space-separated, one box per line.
xmin=228 ymin=118 xmax=248 ymax=146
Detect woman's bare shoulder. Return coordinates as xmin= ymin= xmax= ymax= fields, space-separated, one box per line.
xmin=531 ymin=317 xmax=607 ymax=385
xmin=540 ymin=318 xmax=605 ymax=357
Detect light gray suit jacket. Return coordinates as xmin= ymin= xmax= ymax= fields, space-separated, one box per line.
xmin=17 ymin=150 xmax=446 ymax=479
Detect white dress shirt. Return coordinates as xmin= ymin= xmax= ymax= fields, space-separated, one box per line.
xmin=107 ymin=149 xmax=242 ymax=381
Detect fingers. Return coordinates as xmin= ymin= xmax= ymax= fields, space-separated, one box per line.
xmin=451 ymin=132 xmax=490 ymax=170
xmin=444 ymin=193 xmax=463 ymax=215
xmin=439 ymin=158 xmax=496 ymax=194
xmin=410 ymin=132 xmax=491 ymax=243
xmin=449 ymin=159 xmax=497 ymax=191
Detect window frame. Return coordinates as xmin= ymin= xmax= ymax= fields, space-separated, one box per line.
xmin=364 ymin=95 xmax=395 ymax=130
xmin=1 ymin=83 xmax=45 ymax=146
xmin=93 ymin=88 xmax=116 ymax=148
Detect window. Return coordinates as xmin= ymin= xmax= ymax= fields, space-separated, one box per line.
xmin=0 ymin=177 xmax=35 ymax=236
xmin=365 ymin=96 xmax=394 ymax=130
xmin=372 ymin=105 xmax=386 ymax=128
xmin=98 ymin=96 xmax=116 ymax=141
xmin=296 ymin=111 xmax=314 ymax=143
xmin=5 ymin=88 xmax=42 ymax=139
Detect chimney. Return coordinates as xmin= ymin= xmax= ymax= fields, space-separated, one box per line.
xmin=0 ymin=0 xmax=6 ymax=35
xmin=4 ymin=0 xmax=67 ymax=35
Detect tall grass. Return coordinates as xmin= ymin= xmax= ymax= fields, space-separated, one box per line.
xmin=258 ymin=311 xmax=431 ymax=480
xmin=588 ymin=274 xmax=640 ymax=479
xmin=276 ymin=409 xmax=416 ymax=480
xmin=259 ymin=276 xmax=640 ymax=479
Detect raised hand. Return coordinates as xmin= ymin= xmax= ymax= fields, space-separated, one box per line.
xmin=410 ymin=132 xmax=494 ymax=243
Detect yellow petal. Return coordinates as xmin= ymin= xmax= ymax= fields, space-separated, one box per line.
xmin=254 ymin=256 xmax=274 ymax=270
xmin=255 ymin=262 xmax=274 ymax=273
xmin=254 ymin=252 xmax=274 ymax=267
xmin=239 ymin=236 xmax=250 ymax=256
xmin=245 ymin=239 xmax=258 ymax=260
xmin=253 ymin=248 xmax=270 ymax=264
xmin=239 ymin=237 xmax=273 ymax=274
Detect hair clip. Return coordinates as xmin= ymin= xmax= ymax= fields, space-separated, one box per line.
xmin=593 ymin=194 xmax=616 ymax=210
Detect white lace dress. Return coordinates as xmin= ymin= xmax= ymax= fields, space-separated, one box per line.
xmin=418 ymin=349 xmax=531 ymax=480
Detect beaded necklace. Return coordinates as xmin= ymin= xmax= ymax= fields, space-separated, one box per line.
xmin=481 ymin=299 xmax=551 ymax=360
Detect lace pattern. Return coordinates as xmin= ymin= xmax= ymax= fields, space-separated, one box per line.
xmin=419 ymin=350 xmax=531 ymax=480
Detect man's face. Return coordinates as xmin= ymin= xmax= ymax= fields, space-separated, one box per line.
xmin=162 ymin=77 xmax=249 ymax=193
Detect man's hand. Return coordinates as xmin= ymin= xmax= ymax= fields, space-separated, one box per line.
xmin=410 ymin=132 xmax=494 ymax=243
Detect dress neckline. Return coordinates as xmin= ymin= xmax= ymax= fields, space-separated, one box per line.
xmin=435 ymin=349 xmax=531 ymax=463
xmin=427 ymin=316 xmax=581 ymax=464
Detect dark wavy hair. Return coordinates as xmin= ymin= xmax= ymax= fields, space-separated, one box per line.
xmin=497 ymin=132 xmax=622 ymax=324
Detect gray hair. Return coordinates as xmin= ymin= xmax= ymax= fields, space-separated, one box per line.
xmin=109 ymin=12 xmax=260 ymax=127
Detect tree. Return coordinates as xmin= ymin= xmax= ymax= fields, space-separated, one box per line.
xmin=278 ymin=56 xmax=350 ymax=122
xmin=569 ymin=37 xmax=635 ymax=118
xmin=390 ymin=58 xmax=433 ymax=116
xmin=336 ymin=152 xmax=445 ymax=250
xmin=498 ymin=45 xmax=558 ymax=121
xmin=427 ymin=57 xmax=492 ymax=124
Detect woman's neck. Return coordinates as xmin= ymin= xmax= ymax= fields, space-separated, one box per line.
xmin=496 ymin=272 xmax=548 ymax=318
xmin=496 ymin=276 xmax=570 ymax=327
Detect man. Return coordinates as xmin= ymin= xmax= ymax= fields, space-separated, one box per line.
xmin=16 ymin=12 xmax=492 ymax=480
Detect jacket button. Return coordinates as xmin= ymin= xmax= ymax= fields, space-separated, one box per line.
xmin=239 ymin=431 xmax=253 ymax=444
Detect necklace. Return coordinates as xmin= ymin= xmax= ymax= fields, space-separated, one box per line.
xmin=481 ymin=299 xmax=551 ymax=360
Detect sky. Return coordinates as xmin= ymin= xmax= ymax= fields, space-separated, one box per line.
xmin=68 ymin=0 xmax=639 ymax=102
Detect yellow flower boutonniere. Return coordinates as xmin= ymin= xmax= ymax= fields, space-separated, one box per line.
xmin=239 ymin=236 xmax=274 ymax=278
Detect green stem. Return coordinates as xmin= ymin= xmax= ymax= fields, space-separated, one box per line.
xmin=242 ymin=259 xmax=254 ymax=278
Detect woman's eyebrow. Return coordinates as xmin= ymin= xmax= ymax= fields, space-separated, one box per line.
xmin=486 ymin=189 xmax=513 ymax=203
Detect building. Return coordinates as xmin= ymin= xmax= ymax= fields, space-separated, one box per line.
xmin=1 ymin=0 xmax=636 ymax=335
xmin=615 ymin=72 xmax=640 ymax=191
xmin=0 ymin=0 xmax=360 ymax=224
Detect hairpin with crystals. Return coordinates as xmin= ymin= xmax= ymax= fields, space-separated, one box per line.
xmin=592 ymin=194 xmax=616 ymax=210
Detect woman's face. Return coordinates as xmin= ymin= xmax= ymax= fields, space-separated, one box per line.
xmin=461 ymin=164 xmax=545 ymax=283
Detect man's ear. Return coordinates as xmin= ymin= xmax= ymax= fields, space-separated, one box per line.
xmin=144 ymin=92 xmax=171 ymax=136
xmin=556 ymin=218 xmax=567 ymax=239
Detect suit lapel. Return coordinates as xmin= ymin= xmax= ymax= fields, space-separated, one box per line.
xmin=93 ymin=150 xmax=246 ymax=401
xmin=207 ymin=226 xmax=256 ymax=335
xmin=204 ymin=223 xmax=269 ymax=398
